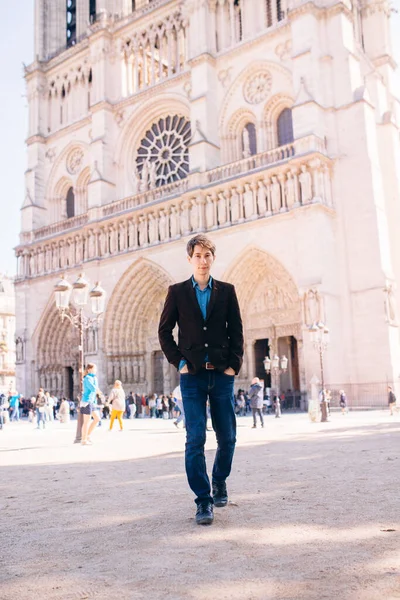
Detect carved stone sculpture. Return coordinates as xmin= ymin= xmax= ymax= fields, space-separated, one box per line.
xmin=243 ymin=183 xmax=254 ymax=219
xmin=230 ymin=187 xmax=240 ymax=222
xmin=299 ymin=165 xmax=312 ymax=204
xmin=242 ymin=127 xmax=251 ymax=159
xmin=159 ymin=209 xmax=168 ymax=241
xmin=217 ymin=192 xmax=227 ymax=225
xmin=138 ymin=215 xmax=148 ymax=246
xmin=286 ymin=172 xmax=296 ymax=210
xmin=271 ymin=176 xmax=281 ymax=212
xmin=205 ymin=196 xmax=215 ymax=229
xmin=257 ymin=180 xmax=268 ymax=214
xmin=149 ymin=161 xmax=157 ymax=189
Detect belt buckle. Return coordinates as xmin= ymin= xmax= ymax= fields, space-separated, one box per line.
xmin=205 ymin=362 xmax=214 ymax=370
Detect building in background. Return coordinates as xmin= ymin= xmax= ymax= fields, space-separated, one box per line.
xmin=14 ymin=0 xmax=400 ymax=405
xmin=0 ymin=276 xmax=16 ymax=395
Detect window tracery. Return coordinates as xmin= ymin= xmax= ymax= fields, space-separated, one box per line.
xmin=136 ymin=116 xmax=191 ymax=188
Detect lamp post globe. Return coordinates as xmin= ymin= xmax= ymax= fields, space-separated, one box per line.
xmin=89 ymin=282 xmax=106 ymax=315
xmin=54 ymin=276 xmax=73 ymax=311
xmin=72 ymin=273 xmax=90 ymax=306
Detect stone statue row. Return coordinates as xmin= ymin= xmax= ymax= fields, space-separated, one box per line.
xmin=107 ymin=356 xmax=146 ymax=385
xmin=17 ymin=160 xmax=332 ymax=280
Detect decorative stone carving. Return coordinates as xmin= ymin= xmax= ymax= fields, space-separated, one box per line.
xmin=230 ymin=187 xmax=240 ymax=222
xmin=257 ymin=180 xmax=268 ymax=214
xmin=270 ymin=176 xmax=281 ymax=212
xmin=138 ymin=215 xmax=148 ymax=246
xmin=148 ymin=212 xmax=158 ymax=244
xmin=132 ymin=166 xmax=140 ymax=194
xmin=190 ymin=200 xmax=199 ymax=231
xmin=384 ymin=282 xmax=398 ymax=325
xmin=15 ymin=337 xmax=24 ymax=363
xmin=217 ymin=192 xmax=227 ymax=225
xmin=159 ymin=209 xmax=168 ymax=241
xmin=303 ymin=289 xmax=323 ymax=326
xmin=45 ymin=147 xmax=56 ymax=162
xmin=66 ymin=148 xmax=84 ymax=174
xmin=140 ymin=160 xmax=149 ymax=192
xmin=180 ymin=200 xmax=191 ymax=235
xmin=243 ymin=183 xmax=254 ymax=219
xmin=299 ymin=165 xmax=313 ymax=204
xmin=205 ymin=196 xmax=215 ymax=229
xmin=170 ymin=206 xmax=178 ymax=238
xmin=285 ymin=172 xmax=296 ymax=210
xmin=149 ymin=161 xmax=157 ymax=190
xmin=136 ymin=115 xmax=191 ymax=188
xmin=243 ymin=71 xmax=272 ymax=104
xmin=242 ymin=127 xmax=251 ymax=159
xmin=218 ymin=67 xmax=232 ymax=88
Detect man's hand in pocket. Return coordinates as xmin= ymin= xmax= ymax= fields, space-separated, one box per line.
xmin=223 ymin=367 xmax=235 ymax=376
xmin=180 ymin=364 xmax=189 ymax=374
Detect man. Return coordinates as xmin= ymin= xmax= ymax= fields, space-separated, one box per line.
xmin=388 ymin=386 xmax=397 ymax=416
xmin=159 ymin=234 xmax=244 ymax=525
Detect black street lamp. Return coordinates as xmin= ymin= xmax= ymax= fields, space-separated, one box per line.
xmin=54 ymin=274 xmax=106 ymax=442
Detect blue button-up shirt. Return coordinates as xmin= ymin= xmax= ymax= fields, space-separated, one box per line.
xmin=179 ymin=276 xmax=213 ymax=370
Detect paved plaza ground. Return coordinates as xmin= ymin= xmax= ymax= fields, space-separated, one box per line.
xmin=1 ymin=410 xmax=400 ymax=600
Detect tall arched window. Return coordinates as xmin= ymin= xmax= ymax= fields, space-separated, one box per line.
xmin=66 ymin=187 xmax=75 ymax=219
xmin=277 ymin=108 xmax=294 ymax=146
xmin=66 ymin=0 xmax=77 ymax=48
xmin=242 ymin=122 xmax=257 ymax=158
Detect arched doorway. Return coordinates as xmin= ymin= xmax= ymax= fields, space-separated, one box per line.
xmin=35 ymin=304 xmax=81 ymax=399
xmin=224 ymin=247 xmax=304 ymax=400
xmin=103 ymin=258 xmax=176 ymax=394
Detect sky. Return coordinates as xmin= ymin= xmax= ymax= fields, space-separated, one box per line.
xmin=0 ymin=2 xmax=400 ymax=277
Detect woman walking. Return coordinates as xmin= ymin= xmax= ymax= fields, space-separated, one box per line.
xmin=109 ymin=380 xmax=126 ymax=431
xmin=81 ymin=363 xmax=101 ymax=445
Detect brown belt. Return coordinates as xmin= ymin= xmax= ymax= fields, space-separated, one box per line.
xmin=202 ymin=362 xmax=215 ymax=370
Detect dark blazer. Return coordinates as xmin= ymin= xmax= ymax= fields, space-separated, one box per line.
xmin=158 ymin=278 xmax=244 ymax=375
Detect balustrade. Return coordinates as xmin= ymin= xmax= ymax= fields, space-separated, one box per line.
xmin=16 ymin=150 xmax=333 ymax=281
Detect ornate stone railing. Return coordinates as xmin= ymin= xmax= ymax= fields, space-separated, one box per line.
xmin=16 ymin=150 xmax=333 ymax=281
xmin=102 ymin=179 xmax=189 ymax=217
xmin=206 ymin=135 xmax=326 ymax=184
xmin=28 ymin=214 xmax=89 ymax=243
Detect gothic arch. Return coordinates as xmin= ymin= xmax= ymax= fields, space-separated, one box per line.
xmin=223 ymin=246 xmax=301 ymax=332
xmin=114 ymin=93 xmax=190 ymax=198
xmin=103 ymin=258 xmax=175 ymax=356
xmin=264 ymin=93 xmax=294 ymax=150
xmin=33 ymin=300 xmax=80 ymax=397
xmin=225 ymin=108 xmax=258 ymax=161
xmin=219 ymin=60 xmax=292 ymax=131
xmin=46 ymin=142 xmax=91 ymax=207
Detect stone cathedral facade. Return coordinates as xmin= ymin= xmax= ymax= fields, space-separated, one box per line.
xmin=15 ymin=0 xmax=400 ymax=401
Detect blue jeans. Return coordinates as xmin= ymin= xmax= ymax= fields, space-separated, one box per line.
xmin=180 ymin=370 xmax=236 ymax=505
xmin=11 ymin=407 xmax=19 ymax=421
xmin=36 ymin=409 xmax=46 ymax=428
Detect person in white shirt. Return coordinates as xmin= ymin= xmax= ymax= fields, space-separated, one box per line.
xmin=108 ymin=380 xmax=126 ymax=431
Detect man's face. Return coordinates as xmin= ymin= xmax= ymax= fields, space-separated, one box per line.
xmin=188 ymin=244 xmax=215 ymax=279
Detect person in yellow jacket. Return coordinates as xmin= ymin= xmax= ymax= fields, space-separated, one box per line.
xmin=109 ymin=380 xmax=126 ymax=431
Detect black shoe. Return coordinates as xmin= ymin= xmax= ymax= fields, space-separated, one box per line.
xmin=196 ymin=502 xmax=214 ymax=525
xmin=212 ymin=480 xmax=228 ymax=507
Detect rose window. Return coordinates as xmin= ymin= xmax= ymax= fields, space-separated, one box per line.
xmin=136 ymin=115 xmax=191 ymax=187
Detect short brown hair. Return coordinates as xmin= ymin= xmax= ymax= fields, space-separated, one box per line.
xmin=84 ymin=363 xmax=96 ymax=377
xmin=186 ymin=234 xmax=216 ymax=258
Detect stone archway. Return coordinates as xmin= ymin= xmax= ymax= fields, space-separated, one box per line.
xmin=35 ymin=304 xmax=80 ymax=398
xmin=223 ymin=247 xmax=305 ymax=395
xmin=103 ymin=258 xmax=175 ymax=394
